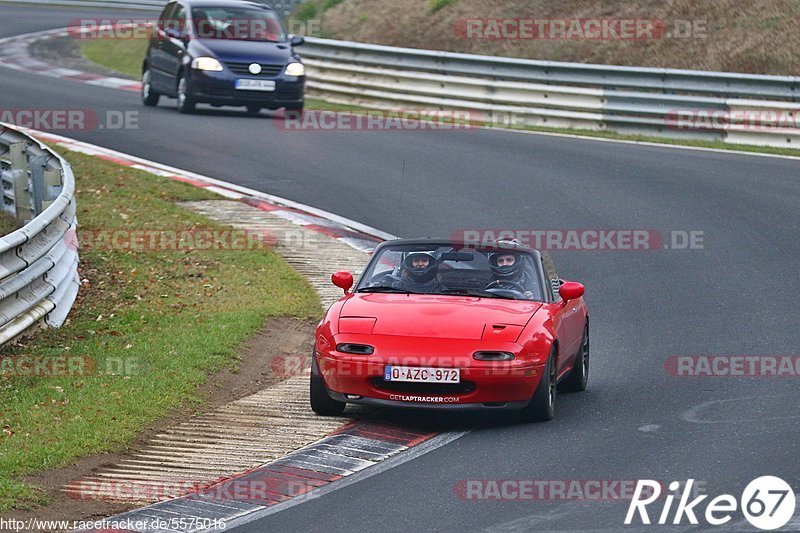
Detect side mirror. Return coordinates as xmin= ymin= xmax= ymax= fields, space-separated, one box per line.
xmin=290 ymin=35 xmax=305 ymax=47
xmin=165 ymin=27 xmax=189 ymax=43
xmin=331 ymin=271 xmax=353 ymax=294
xmin=559 ymin=281 xmax=584 ymax=302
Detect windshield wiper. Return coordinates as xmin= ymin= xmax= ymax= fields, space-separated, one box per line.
xmin=439 ymin=288 xmax=514 ymax=300
xmin=356 ymin=286 xmax=422 ymax=294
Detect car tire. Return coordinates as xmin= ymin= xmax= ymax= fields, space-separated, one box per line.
xmin=141 ymin=68 xmax=160 ymax=107
xmin=521 ymin=346 xmax=556 ymax=422
xmin=310 ymin=373 xmax=345 ymax=416
xmin=176 ymin=73 xmax=195 ymax=114
xmin=559 ymin=323 xmax=589 ymax=393
xmin=246 ymin=105 xmax=261 ymax=115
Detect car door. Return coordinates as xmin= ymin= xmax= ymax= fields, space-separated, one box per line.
xmin=148 ymin=2 xmax=177 ymax=91
xmin=560 ymin=279 xmax=586 ymax=362
xmin=547 ymin=279 xmax=574 ymax=376
xmin=161 ymin=3 xmax=189 ymax=89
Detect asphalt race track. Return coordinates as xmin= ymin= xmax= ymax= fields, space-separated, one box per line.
xmin=1 ymin=6 xmax=799 ymax=531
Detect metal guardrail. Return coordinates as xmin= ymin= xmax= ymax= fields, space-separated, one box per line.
xmin=0 ymin=124 xmax=80 ymax=347
xmin=0 ymin=0 xmax=303 ymax=17
xmin=300 ymin=37 xmax=800 ymax=148
xmin=0 ymin=0 xmax=165 ymax=9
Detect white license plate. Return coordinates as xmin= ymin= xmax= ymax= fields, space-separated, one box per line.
xmin=235 ymin=79 xmax=276 ymax=92
xmin=384 ymin=365 xmax=460 ymax=383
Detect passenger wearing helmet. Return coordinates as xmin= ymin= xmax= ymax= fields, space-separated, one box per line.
xmin=487 ymin=251 xmax=535 ymax=298
xmin=393 ymin=251 xmax=440 ymax=293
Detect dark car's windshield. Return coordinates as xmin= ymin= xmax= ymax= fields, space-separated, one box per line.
xmin=356 ymin=243 xmax=544 ymax=301
xmin=191 ymin=7 xmax=286 ymax=42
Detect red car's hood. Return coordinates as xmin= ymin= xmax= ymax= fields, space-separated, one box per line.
xmin=339 ymin=294 xmax=541 ymax=340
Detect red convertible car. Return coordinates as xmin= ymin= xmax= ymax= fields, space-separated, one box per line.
xmin=310 ymin=239 xmax=589 ymax=421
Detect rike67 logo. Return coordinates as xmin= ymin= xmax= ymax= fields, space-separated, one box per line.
xmin=626 ymin=477 xmax=796 ymax=530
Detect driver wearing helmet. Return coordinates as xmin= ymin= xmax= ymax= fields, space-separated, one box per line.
xmin=487 ymin=251 xmax=535 ymax=298
xmin=393 ymin=251 xmax=440 ymax=292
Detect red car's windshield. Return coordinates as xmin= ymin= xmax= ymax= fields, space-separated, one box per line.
xmin=357 ymin=244 xmax=544 ymax=301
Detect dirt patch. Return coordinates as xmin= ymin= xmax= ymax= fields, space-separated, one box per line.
xmin=3 ymin=316 xmax=316 ymax=529
xmin=29 ymin=36 xmax=136 ymax=80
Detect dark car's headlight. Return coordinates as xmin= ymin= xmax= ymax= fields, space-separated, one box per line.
xmin=285 ymin=62 xmax=305 ymax=76
xmin=191 ymin=57 xmax=223 ymax=71
xmin=336 ymin=343 xmax=374 ymax=355
xmin=473 ymin=351 xmax=515 ymax=361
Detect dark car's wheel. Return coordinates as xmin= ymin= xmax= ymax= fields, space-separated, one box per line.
xmin=559 ymin=323 xmax=589 ymax=393
xmin=521 ymin=346 xmax=557 ymax=422
xmin=176 ymin=74 xmax=195 ymax=114
xmin=141 ymin=68 xmax=160 ymax=107
xmin=310 ymin=373 xmax=345 ymax=416
xmin=246 ymin=105 xmax=261 ymax=115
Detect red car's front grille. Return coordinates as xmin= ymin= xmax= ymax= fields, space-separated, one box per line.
xmin=369 ymin=377 xmax=476 ymax=395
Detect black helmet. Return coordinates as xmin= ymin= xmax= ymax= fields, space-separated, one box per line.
xmin=401 ymin=252 xmax=437 ymax=283
xmin=489 ymin=251 xmax=523 ymax=280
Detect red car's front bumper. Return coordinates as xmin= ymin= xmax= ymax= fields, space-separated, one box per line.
xmin=315 ymin=337 xmax=545 ymax=409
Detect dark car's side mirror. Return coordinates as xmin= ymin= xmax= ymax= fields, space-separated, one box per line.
xmin=165 ymin=27 xmax=189 ymax=43
xmin=290 ymin=35 xmax=305 ymax=47
xmin=559 ymin=281 xmax=585 ymax=302
xmin=332 ymin=271 xmax=353 ymax=294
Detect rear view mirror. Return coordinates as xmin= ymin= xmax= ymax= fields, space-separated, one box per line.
xmin=440 ymin=252 xmax=474 ymax=262
xmin=291 ymin=35 xmax=305 ymax=47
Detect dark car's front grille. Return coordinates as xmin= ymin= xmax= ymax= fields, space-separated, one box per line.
xmin=225 ymin=62 xmax=284 ymax=77
xmin=369 ymin=377 xmax=476 ymax=395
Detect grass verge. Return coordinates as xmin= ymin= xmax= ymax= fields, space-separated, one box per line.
xmin=79 ymin=35 xmax=800 ymax=158
xmin=0 ymin=213 xmax=18 ymax=238
xmin=81 ymin=35 xmax=148 ymax=79
xmin=0 ymin=151 xmax=321 ymax=512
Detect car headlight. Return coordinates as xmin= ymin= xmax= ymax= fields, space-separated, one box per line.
xmin=191 ymin=57 xmax=223 ymax=71
xmin=285 ymin=62 xmax=305 ymax=77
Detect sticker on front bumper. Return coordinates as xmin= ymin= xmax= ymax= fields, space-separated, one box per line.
xmin=389 ymin=394 xmax=460 ymax=403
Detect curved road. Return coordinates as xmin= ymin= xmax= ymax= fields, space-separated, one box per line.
xmin=1 ymin=7 xmax=799 ymax=531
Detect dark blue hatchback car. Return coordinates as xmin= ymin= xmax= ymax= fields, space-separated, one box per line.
xmin=142 ymin=0 xmax=305 ymax=114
